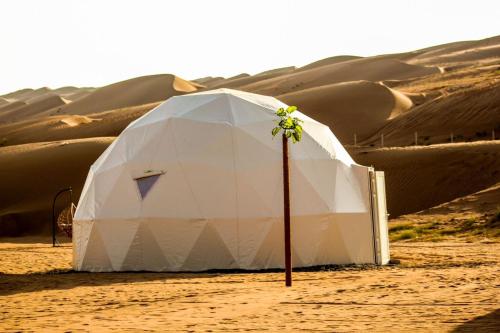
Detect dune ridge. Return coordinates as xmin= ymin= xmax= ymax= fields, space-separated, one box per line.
xmin=208 ymin=70 xmax=298 ymax=90
xmin=0 ymin=95 xmax=67 ymax=122
xmin=279 ymin=81 xmax=413 ymax=143
xmin=54 ymin=74 xmax=202 ymax=116
xmin=192 ymin=76 xmax=225 ymax=87
xmin=255 ymin=66 xmax=296 ymax=76
xmin=241 ymin=58 xmax=440 ymax=96
xmin=408 ymin=35 xmax=500 ymax=65
xmin=0 ymin=87 xmax=51 ymax=102
xmin=298 ymin=55 xmax=362 ymax=71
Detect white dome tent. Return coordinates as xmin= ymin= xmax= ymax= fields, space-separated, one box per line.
xmin=73 ymin=89 xmax=389 ymax=272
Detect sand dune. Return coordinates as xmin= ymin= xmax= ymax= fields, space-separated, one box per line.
xmin=0 ymin=87 xmax=51 ymax=102
xmin=411 ymin=41 xmax=474 ymax=58
xmin=298 ymin=55 xmax=361 ymax=71
xmin=52 ymin=86 xmax=88 ymax=95
xmin=24 ymin=92 xmax=66 ymax=104
xmin=195 ymin=68 xmax=296 ymax=89
xmin=59 ymin=115 xmax=96 ymax=127
xmin=408 ymin=35 xmax=500 ymax=65
xmin=0 ymin=98 xmax=10 ymax=106
xmin=386 ymin=55 xmax=499 ymax=100
xmin=255 ymin=66 xmax=296 ymax=76
xmin=373 ymin=35 xmax=500 ymax=65
xmin=204 ymin=73 xmax=251 ymax=88
xmin=0 ymin=100 xmax=27 ymax=116
xmin=208 ymin=70 xmax=298 ymax=90
xmin=240 ymin=58 xmax=440 ymax=96
xmin=51 ymin=86 xmax=79 ymax=94
xmin=279 ymin=81 xmax=412 ymax=143
xmin=351 ymin=141 xmax=500 ymax=217
xmin=63 ymin=89 xmax=94 ymax=102
xmin=398 ymin=91 xmax=430 ymax=106
xmin=53 ymin=86 xmax=95 ymax=101
xmin=0 ymin=95 xmax=67 ymax=122
xmin=0 ymin=87 xmax=95 ymax=107
xmin=0 ymin=103 xmax=158 ymax=146
xmin=173 ymin=76 xmax=202 ymax=92
xmin=421 ymin=182 xmax=500 ymax=216
xmin=389 ymin=181 xmax=500 ymax=242
xmin=413 ymin=45 xmax=500 ymax=66
xmin=361 ymin=81 xmax=500 ymax=147
xmin=192 ymin=76 xmax=225 ymax=87
xmin=226 ymin=73 xmax=250 ymax=80
xmin=0 ymin=137 xmax=115 ymax=236
xmin=53 ymin=74 xmax=202 ymax=116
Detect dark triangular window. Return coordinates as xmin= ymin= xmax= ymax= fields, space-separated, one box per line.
xmin=135 ymin=173 xmax=162 ymax=199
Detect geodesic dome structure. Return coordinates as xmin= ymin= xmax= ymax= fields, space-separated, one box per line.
xmin=73 ymin=88 xmax=386 ymax=272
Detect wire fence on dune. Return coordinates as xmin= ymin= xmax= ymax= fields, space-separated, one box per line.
xmin=349 ymin=129 xmax=498 ymax=148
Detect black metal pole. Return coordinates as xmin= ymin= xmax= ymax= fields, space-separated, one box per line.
xmin=52 ymin=187 xmax=73 ymax=247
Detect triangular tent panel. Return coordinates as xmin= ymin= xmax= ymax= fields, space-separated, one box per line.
xmin=181 ymin=222 xmax=237 ymax=271
xmin=79 ymin=222 xmax=113 ymax=271
xmin=147 ymin=219 xmax=206 ymax=271
xmin=98 ymin=219 xmax=141 ymax=270
xmin=250 ymin=219 xmax=285 ymax=269
xmin=139 ymin=221 xmax=170 ymax=271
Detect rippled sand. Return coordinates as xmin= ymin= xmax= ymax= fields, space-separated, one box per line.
xmin=0 ymin=238 xmax=498 ymax=332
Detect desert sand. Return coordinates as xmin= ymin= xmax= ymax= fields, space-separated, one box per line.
xmin=0 ymin=238 xmax=498 ymax=332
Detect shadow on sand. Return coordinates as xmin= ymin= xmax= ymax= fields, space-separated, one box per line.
xmin=452 ymin=309 xmax=500 ymax=332
xmin=0 ymin=263 xmax=382 ymax=297
xmin=0 ymin=271 xmax=227 ymax=297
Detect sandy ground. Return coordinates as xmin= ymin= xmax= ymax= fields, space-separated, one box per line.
xmin=0 ymin=238 xmax=498 ymax=332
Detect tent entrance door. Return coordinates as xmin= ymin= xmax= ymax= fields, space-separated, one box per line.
xmin=369 ymin=170 xmax=390 ymax=265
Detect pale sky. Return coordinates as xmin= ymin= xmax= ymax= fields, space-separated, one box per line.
xmin=1 ymin=0 xmax=499 ymax=95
